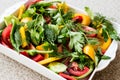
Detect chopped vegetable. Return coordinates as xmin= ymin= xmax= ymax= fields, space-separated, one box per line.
xmin=38 ymin=57 xmax=61 ymax=65
xmin=83 ymin=44 xmax=95 ymax=62
xmin=23 ymin=49 xmax=53 ymax=56
xmin=73 ymin=13 xmax=91 ymax=26
xmin=100 ymin=37 xmax=112 ymax=54
xmin=1 ymin=1 xmax=120 ymax=79
xmin=59 ymin=72 xmax=76 ymax=80
xmin=2 ymin=24 xmax=13 ymax=47
xmin=69 ymin=31 xmax=85 ymax=53
xmin=18 ymin=5 xmax=25 ymax=19
xmin=19 ymin=26 xmax=28 ymax=48
xmin=32 ymin=54 xmax=44 ymax=62
xmin=48 ymin=62 xmax=67 ymax=73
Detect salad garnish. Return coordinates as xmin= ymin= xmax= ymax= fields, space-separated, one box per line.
xmin=0 ymin=0 xmax=119 ymax=80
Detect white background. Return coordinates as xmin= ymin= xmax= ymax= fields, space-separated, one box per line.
xmin=0 ymin=0 xmax=120 ymax=80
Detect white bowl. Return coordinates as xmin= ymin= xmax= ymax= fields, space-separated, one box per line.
xmin=0 ymin=0 xmax=120 ymax=80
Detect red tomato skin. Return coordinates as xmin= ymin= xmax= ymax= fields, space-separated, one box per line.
xmin=59 ymin=72 xmax=76 ymax=80
xmin=2 ymin=24 xmax=13 ymax=48
xmin=72 ymin=16 xmax=83 ymax=23
xmin=102 ymin=49 xmax=106 ymax=54
xmin=32 ymin=54 xmax=44 ymax=62
xmin=49 ymin=5 xmax=57 ymax=9
xmin=1 ymin=40 xmax=11 ymax=48
xmin=44 ymin=16 xmax=51 ymax=24
xmin=2 ymin=24 xmax=12 ymax=44
xmin=68 ymin=66 xmax=89 ymax=76
xmin=25 ymin=0 xmax=42 ymax=8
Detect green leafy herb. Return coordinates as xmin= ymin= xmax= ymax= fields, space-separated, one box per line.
xmin=53 ymin=12 xmax=64 ymax=25
xmin=44 ymin=24 xmax=59 ymax=44
xmin=102 ymin=20 xmax=120 ymax=41
xmin=14 ymin=30 xmax=22 ymax=50
xmin=69 ymin=31 xmax=85 ymax=53
xmin=91 ymin=13 xmax=120 ymax=41
xmin=85 ymin=7 xmax=94 ymax=20
xmin=101 ymin=55 xmax=111 ymax=60
xmin=10 ymin=19 xmax=22 ymax=51
xmin=63 ymin=10 xmax=74 ymax=21
xmin=88 ymin=38 xmax=100 ymax=45
xmin=28 ymin=14 xmax=45 ymax=45
xmin=22 ymin=7 xmax=36 ymax=18
xmin=0 ymin=30 xmax=3 ymax=36
xmin=30 ymin=1 xmax=53 ymax=8
xmin=102 ymin=24 xmax=109 ymax=42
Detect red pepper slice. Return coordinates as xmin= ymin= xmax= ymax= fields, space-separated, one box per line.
xmin=25 ymin=0 xmax=42 ymax=8
xmin=32 ymin=54 xmax=44 ymax=62
xmin=59 ymin=72 xmax=76 ymax=80
xmin=2 ymin=24 xmax=13 ymax=48
xmin=20 ymin=51 xmax=30 ymax=57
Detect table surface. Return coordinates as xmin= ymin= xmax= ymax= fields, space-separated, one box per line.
xmin=0 ymin=0 xmax=120 ymax=80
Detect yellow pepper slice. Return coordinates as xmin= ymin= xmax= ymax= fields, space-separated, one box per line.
xmin=18 ymin=5 xmax=25 ymax=19
xmin=19 ymin=26 xmax=28 ymax=48
xmin=97 ymin=28 xmax=112 ymax=53
xmin=100 ymin=37 xmax=112 ymax=53
xmin=36 ymin=42 xmax=49 ymax=59
xmin=21 ymin=17 xmax=32 ymax=23
xmin=83 ymin=44 xmax=95 ymax=62
xmin=73 ymin=13 xmax=91 ymax=26
xmin=57 ymin=3 xmax=69 ymax=14
xmin=38 ymin=57 xmax=61 ymax=65
xmin=97 ymin=28 xmax=103 ymax=39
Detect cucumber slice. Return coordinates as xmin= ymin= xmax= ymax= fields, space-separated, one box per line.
xmin=48 ymin=62 xmax=67 ymax=73
xmin=95 ymin=55 xmax=99 ymax=66
xmin=75 ymin=65 xmax=93 ymax=79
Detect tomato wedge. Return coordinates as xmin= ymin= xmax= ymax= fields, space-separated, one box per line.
xmin=67 ymin=62 xmax=89 ymax=76
xmin=25 ymin=0 xmax=42 ymax=8
xmin=49 ymin=5 xmax=57 ymax=9
xmin=44 ymin=16 xmax=51 ymax=24
xmin=82 ymin=26 xmax=97 ymax=37
xmin=2 ymin=24 xmax=13 ymax=48
xmin=72 ymin=16 xmax=83 ymax=23
xmin=68 ymin=66 xmax=89 ymax=76
xmin=59 ymin=72 xmax=76 ymax=80
xmin=1 ymin=40 xmax=12 ymax=48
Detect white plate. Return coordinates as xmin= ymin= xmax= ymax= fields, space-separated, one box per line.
xmin=0 ymin=0 xmax=120 ymax=80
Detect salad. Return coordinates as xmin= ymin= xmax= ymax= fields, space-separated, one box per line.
xmin=0 ymin=0 xmax=120 ymax=80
